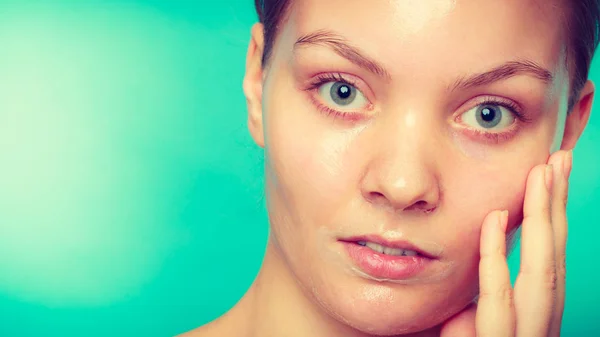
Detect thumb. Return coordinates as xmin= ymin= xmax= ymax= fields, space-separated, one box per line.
xmin=439 ymin=302 xmax=477 ymax=337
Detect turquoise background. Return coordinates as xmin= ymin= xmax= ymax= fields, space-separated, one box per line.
xmin=0 ymin=1 xmax=598 ymax=336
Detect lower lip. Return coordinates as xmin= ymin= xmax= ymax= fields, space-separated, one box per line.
xmin=342 ymin=242 xmax=433 ymax=280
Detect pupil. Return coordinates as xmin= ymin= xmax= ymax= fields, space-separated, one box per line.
xmin=481 ymin=107 xmax=495 ymax=122
xmin=338 ymin=85 xmax=351 ymax=99
xmin=475 ymin=105 xmax=502 ymax=129
xmin=329 ymin=82 xmax=356 ymax=106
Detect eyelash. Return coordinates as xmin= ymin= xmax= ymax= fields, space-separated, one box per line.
xmin=457 ymin=97 xmax=533 ymax=144
xmin=306 ymin=73 xmax=371 ymax=121
xmin=305 ymin=73 xmax=532 ymax=143
xmin=308 ymin=73 xmax=357 ymax=91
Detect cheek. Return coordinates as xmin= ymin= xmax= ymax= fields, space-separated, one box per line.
xmin=267 ymin=121 xmax=353 ymax=212
xmin=441 ymin=156 xmax=535 ymax=259
xmin=429 ymin=162 xmax=530 ymax=303
xmin=266 ymin=89 xmax=360 ymax=216
xmin=263 ymin=79 xmax=360 ymax=248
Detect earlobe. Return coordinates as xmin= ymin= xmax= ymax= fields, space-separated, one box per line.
xmin=561 ymin=80 xmax=595 ymax=150
xmin=243 ymin=23 xmax=266 ymax=148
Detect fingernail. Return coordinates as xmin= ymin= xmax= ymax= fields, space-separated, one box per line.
xmin=563 ymin=150 xmax=573 ymax=180
xmin=545 ymin=164 xmax=554 ymax=192
xmin=499 ymin=210 xmax=509 ymax=232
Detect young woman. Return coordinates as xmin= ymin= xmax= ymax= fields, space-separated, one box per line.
xmin=182 ymin=0 xmax=598 ymax=336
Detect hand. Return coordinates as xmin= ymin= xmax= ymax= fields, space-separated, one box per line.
xmin=440 ymin=149 xmax=573 ymax=337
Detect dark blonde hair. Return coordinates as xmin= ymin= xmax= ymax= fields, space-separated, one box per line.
xmin=254 ymin=0 xmax=600 ymax=112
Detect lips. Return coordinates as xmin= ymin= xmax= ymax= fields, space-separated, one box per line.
xmin=341 ymin=235 xmax=439 ymax=259
xmin=340 ymin=235 xmax=440 ymax=280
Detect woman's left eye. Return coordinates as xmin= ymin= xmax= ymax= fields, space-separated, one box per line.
xmin=317 ymin=81 xmax=369 ymax=111
xmin=459 ymin=103 xmax=516 ymax=131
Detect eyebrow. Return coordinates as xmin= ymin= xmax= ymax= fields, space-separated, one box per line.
xmin=294 ymin=30 xmax=554 ymax=90
xmin=450 ymin=60 xmax=554 ymax=91
xmin=294 ymin=29 xmax=392 ymax=80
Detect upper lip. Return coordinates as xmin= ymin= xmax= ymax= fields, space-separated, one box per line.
xmin=340 ymin=235 xmax=440 ymax=259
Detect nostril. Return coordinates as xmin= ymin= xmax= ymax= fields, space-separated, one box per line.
xmin=423 ymin=206 xmax=437 ymax=214
xmin=370 ymin=191 xmax=385 ymax=198
xmin=366 ymin=191 xmax=386 ymax=204
xmin=407 ymin=200 xmax=437 ymax=214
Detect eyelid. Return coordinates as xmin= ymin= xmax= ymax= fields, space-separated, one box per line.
xmin=464 ymin=95 xmax=520 ymax=111
xmin=306 ymin=72 xmax=375 ymax=102
xmin=452 ymin=95 xmax=529 ymax=123
xmin=450 ymin=95 xmax=533 ymax=144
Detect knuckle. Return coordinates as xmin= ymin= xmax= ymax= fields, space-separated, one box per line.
xmin=480 ymin=246 xmax=505 ymax=260
xmin=520 ymin=264 xmax=558 ymax=291
xmin=556 ymin=255 xmax=567 ymax=279
xmin=549 ymin=273 xmax=558 ymax=291
xmin=479 ymin=285 xmax=514 ymax=305
xmin=479 ymin=265 xmax=494 ymax=282
xmin=546 ymin=267 xmax=559 ymax=291
xmin=479 ymin=257 xmax=505 ymax=281
xmin=543 ymin=200 xmax=552 ymax=214
xmin=544 ymin=205 xmax=552 ymax=217
xmin=522 ymin=213 xmax=550 ymax=226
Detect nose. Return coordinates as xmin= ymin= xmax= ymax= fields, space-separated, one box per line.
xmin=360 ymin=112 xmax=441 ymax=214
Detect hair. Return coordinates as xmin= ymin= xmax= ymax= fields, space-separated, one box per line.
xmin=254 ymin=0 xmax=600 ymax=112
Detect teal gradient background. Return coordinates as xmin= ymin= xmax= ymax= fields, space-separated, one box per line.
xmin=0 ymin=1 xmax=598 ymax=336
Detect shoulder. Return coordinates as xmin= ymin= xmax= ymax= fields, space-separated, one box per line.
xmin=175 ymin=325 xmax=211 ymax=337
xmin=176 ymin=299 xmax=252 ymax=337
xmin=175 ymin=318 xmax=239 ymax=337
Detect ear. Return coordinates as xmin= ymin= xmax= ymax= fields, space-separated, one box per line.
xmin=243 ymin=23 xmax=266 ymax=148
xmin=561 ymin=80 xmax=595 ymax=150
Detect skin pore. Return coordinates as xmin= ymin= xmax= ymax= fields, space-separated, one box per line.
xmin=182 ymin=0 xmax=595 ymax=336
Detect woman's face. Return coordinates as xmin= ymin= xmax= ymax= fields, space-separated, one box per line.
xmin=250 ymin=0 xmax=573 ymax=334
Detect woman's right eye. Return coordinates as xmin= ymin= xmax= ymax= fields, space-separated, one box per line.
xmin=317 ymin=81 xmax=369 ymax=111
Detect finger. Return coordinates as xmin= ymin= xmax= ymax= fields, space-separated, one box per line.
xmin=476 ymin=210 xmax=515 ymax=337
xmin=439 ymin=302 xmax=477 ymax=337
xmin=514 ymin=164 xmax=556 ymax=337
xmin=548 ymin=150 xmax=572 ymax=337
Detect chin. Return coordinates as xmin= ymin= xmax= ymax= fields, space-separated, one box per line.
xmin=311 ymin=276 xmax=476 ymax=336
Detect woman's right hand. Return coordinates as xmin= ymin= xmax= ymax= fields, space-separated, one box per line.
xmin=440 ymin=149 xmax=572 ymax=337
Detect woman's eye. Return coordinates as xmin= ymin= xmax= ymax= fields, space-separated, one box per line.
xmin=317 ymin=81 xmax=369 ymax=110
xmin=460 ymin=103 xmax=516 ymax=131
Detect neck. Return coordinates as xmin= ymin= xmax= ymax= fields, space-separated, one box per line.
xmin=219 ymin=240 xmax=441 ymax=337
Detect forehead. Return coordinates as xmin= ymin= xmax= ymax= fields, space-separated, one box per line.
xmin=283 ymin=0 xmax=568 ymax=76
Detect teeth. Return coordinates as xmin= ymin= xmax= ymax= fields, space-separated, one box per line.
xmin=362 ymin=242 xmax=418 ymax=256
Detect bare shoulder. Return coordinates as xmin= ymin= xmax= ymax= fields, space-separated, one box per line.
xmin=175 ymin=298 xmax=250 ymax=337
xmin=175 ymin=318 xmax=238 ymax=337
xmin=175 ymin=325 xmax=212 ymax=337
